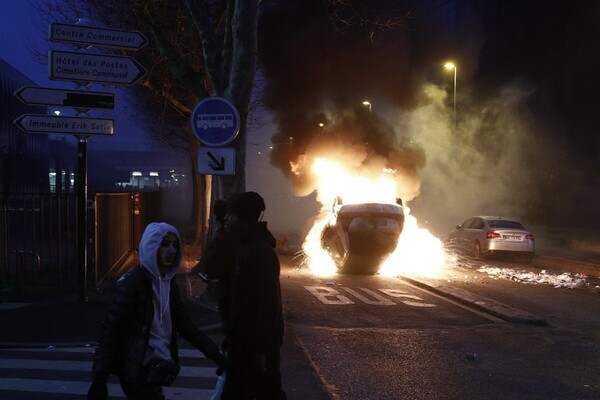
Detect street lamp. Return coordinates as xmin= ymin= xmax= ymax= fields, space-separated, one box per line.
xmin=362 ymin=100 xmax=371 ymax=113
xmin=444 ymin=62 xmax=457 ymax=135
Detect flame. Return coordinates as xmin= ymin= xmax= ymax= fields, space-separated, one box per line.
xmin=302 ymin=157 xmax=447 ymax=277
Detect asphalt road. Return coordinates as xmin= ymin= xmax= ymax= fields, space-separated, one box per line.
xmin=280 ymin=255 xmax=600 ymax=400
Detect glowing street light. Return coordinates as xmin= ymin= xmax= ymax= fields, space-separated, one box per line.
xmin=362 ymin=100 xmax=372 ymax=113
xmin=444 ymin=62 xmax=457 ymax=135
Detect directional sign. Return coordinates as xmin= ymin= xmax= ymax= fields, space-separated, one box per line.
xmin=198 ymin=148 xmax=236 ymax=175
xmin=49 ymin=50 xmax=147 ymax=85
xmin=49 ymin=23 xmax=148 ymax=50
xmin=14 ymin=114 xmax=114 ymax=136
xmin=191 ymin=97 xmax=240 ymax=146
xmin=14 ymin=86 xmax=114 ymax=109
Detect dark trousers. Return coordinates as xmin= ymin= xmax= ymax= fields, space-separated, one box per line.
xmin=221 ymin=347 xmax=287 ymax=400
xmin=119 ymin=377 xmax=165 ymax=400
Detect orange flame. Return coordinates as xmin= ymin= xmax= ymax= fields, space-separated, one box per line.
xmin=302 ymin=157 xmax=447 ymax=277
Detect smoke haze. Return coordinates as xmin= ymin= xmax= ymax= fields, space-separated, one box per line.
xmin=255 ymin=0 xmax=596 ymax=240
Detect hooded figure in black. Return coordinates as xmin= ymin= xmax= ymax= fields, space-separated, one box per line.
xmin=221 ymin=192 xmax=286 ymax=400
xmin=87 ymin=222 xmax=225 ymax=400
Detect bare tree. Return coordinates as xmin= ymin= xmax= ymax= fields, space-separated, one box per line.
xmin=36 ymin=0 xmax=260 ymax=245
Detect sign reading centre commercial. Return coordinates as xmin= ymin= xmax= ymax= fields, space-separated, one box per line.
xmin=191 ymin=96 xmax=240 ymax=146
xmin=49 ymin=23 xmax=148 ymax=50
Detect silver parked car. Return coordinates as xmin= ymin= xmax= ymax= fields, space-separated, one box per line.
xmin=446 ymin=216 xmax=535 ymax=262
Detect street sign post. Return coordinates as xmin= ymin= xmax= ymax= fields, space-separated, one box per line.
xmin=198 ymin=147 xmax=236 ymax=175
xmin=14 ymin=114 xmax=114 ymax=136
xmin=49 ymin=23 xmax=148 ymax=50
xmin=49 ymin=50 xmax=147 ymax=85
xmin=35 ymin=22 xmax=149 ymax=303
xmin=191 ymin=97 xmax=240 ymax=146
xmin=14 ymin=86 xmax=114 ymax=109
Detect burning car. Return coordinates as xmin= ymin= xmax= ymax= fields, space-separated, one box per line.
xmin=320 ymin=197 xmax=405 ymax=274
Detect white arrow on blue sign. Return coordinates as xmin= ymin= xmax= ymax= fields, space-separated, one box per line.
xmin=191 ymin=97 xmax=240 ymax=146
xmin=49 ymin=50 xmax=147 ymax=85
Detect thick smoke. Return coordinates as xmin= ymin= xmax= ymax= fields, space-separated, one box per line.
xmin=258 ymin=1 xmax=481 ymax=203
xmin=257 ymin=1 xmax=585 ymax=238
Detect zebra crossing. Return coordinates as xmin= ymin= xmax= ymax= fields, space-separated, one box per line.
xmin=0 ymin=341 xmax=223 ymax=399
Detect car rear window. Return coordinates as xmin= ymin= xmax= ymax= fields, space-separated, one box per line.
xmin=488 ymin=220 xmax=525 ymax=229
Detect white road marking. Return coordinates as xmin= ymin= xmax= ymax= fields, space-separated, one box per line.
xmin=340 ymin=287 xmax=395 ymax=305
xmin=0 ymin=378 xmax=214 ymax=399
xmin=304 ymin=286 xmax=437 ymax=307
xmin=378 ymin=289 xmax=437 ymax=307
xmin=0 ymin=359 xmax=218 ymax=378
xmin=304 ymin=286 xmax=354 ymax=304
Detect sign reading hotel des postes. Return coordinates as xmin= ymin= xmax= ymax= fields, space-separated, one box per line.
xmin=49 ymin=23 xmax=148 ymax=50
xmin=49 ymin=50 xmax=147 ymax=85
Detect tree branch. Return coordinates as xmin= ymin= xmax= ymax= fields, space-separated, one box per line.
xmin=145 ymin=5 xmax=209 ymax=99
xmin=182 ymin=0 xmax=227 ymax=94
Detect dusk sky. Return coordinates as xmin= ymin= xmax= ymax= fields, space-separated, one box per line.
xmin=2 ymin=1 xmax=598 ymax=243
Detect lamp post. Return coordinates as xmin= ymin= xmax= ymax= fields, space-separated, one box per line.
xmin=444 ymin=62 xmax=457 ymax=135
xmin=362 ymin=100 xmax=371 ymax=113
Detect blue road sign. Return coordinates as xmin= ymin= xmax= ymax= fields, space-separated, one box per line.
xmin=191 ymin=97 xmax=240 ymax=146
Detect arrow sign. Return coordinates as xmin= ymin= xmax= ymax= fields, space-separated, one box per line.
xmin=207 ymin=152 xmax=225 ymax=171
xmin=14 ymin=114 xmax=114 ymax=136
xmin=49 ymin=50 xmax=147 ymax=85
xmin=49 ymin=23 xmax=148 ymax=50
xmin=198 ymin=148 xmax=235 ymax=175
xmin=14 ymin=86 xmax=114 ymax=109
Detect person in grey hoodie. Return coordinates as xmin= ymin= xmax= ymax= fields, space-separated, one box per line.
xmin=87 ymin=222 xmax=225 ymax=400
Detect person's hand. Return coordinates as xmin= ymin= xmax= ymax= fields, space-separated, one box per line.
xmin=87 ymin=380 xmax=108 ymax=400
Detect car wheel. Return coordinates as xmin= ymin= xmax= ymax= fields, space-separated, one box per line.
xmin=473 ymin=241 xmax=484 ymax=259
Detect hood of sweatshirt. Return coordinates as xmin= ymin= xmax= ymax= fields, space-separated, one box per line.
xmin=140 ymin=222 xmax=182 ymax=280
xmin=139 ymin=222 xmax=181 ymax=348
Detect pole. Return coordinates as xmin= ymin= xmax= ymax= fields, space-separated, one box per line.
xmin=76 ymin=135 xmax=88 ymax=303
xmin=452 ymin=66 xmax=457 ymax=135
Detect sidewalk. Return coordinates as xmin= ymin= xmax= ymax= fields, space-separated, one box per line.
xmin=0 ymin=271 xmax=331 ymax=399
xmin=0 ymin=273 xmax=222 ymax=347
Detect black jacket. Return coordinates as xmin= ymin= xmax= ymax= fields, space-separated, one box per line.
xmin=91 ymin=265 xmax=222 ymax=382
xmin=224 ymin=222 xmax=284 ymax=355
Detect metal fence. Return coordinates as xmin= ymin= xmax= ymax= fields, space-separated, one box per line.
xmin=0 ymin=193 xmax=77 ymax=288
xmin=94 ymin=190 xmax=160 ymax=286
xmin=0 ymin=191 xmax=162 ymax=289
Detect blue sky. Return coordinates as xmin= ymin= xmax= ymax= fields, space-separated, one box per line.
xmin=0 ymin=1 xmax=50 ymax=86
